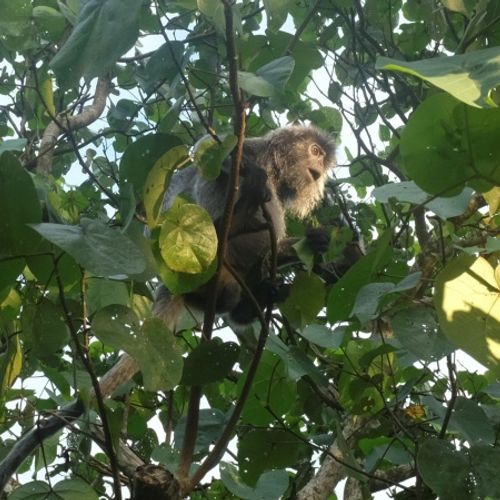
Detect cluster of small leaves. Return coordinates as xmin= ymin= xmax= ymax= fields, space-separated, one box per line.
xmin=0 ymin=0 xmax=499 ymax=499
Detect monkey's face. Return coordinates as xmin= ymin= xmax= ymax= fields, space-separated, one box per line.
xmin=276 ymin=137 xmax=334 ymax=219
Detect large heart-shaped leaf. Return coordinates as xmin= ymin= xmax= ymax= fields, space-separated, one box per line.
xmin=377 ymin=46 xmax=500 ymax=108
xmin=92 ymin=305 xmax=183 ymax=391
xmin=400 ymin=93 xmax=500 ymax=196
xmin=159 ymin=200 xmax=218 ymax=274
xmin=181 ymin=339 xmax=239 ymax=386
xmin=434 ymin=254 xmax=500 ymax=376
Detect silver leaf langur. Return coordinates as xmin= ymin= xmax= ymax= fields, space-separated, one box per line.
xmin=154 ymin=125 xmax=354 ymax=331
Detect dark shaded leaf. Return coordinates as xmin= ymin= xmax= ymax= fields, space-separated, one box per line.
xmin=30 ymin=219 xmax=146 ymax=277
xmin=181 ymin=339 xmax=239 ymax=385
xmin=50 ymin=0 xmax=144 ymax=84
xmin=0 ymin=153 xmax=42 ymax=257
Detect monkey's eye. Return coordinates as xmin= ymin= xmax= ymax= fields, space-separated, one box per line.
xmin=310 ymin=144 xmax=322 ymax=157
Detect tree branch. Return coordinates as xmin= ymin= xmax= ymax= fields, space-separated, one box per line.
xmin=176 ymin=0 xmax=247 ymax=483
xmin=297 ymin=416 xmax=363 ymax=500
xmin=0 ymin=353 xmax=139 ymax=492
xmin=36 ymin=77 xmax=110 ymax=175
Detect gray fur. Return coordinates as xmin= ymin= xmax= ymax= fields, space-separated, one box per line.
xmin=156 ymin=125 xmax=336 ymax=330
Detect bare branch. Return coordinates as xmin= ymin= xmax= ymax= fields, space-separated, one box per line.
xmin=297 ymin=416 xmax=362 ymax=500
xmin=36 ymin=77 xmax=110 ymax=175
xmin=0 ymin=353 xmax=139 ymax=492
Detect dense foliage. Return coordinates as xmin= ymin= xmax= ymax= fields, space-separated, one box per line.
xmin=0 ymin=0 xmax=499 ymax=498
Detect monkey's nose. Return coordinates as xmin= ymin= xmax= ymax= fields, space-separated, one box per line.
xmin=308 ymin=168 xmax=321 ymax=181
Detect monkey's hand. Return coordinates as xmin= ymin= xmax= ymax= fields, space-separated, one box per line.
xmin=305 ymin=227 xmax=331 ymax=253
xmin=240 ymin=165 xmax=272 ymax=210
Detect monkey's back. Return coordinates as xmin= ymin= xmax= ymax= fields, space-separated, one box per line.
xmin=162 ymin=166 xmax=227 ymax=221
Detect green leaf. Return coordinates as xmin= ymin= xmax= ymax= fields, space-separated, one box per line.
xmin=143 ymin=145 xmax=189 ymax=229
xmin=85 ymin=277 xmax=130 ymax=316
xmin=377 ymin=46 xmax=500 ymax=108
xmin=50 ymin=0 xmax=143 ymax=85
xmin=239 ymin=352 xmax=295 ymax=426
xmin=280 ymin=272 xmax=325 ymax=328
xmin=0 ymin=335 xmax=22 ymax=396
xmin=263 ymin=0 xmax=289 ymax=31
xmin=53 ymin=479 xmax=100 ymax=500
xmin=57 ymin=0 xmax=79 ymax=24
xmin=418 ymin=440 xmax=500 ymax=499
xmin=392 ymin=308 xmax=454 ymax=361
xmin=434 ymin=254 xmax=500 ymax=376
xmin=0 ymin=0 xmax=31 ymax=37
xmin=181 ymin=339 xmax=239 ymax=385
xmin=238 ymin=429 xmax=306 ymax=486
xmin=327 ymin=231 xmax=393 ymax=323
xmin=300 ymin=324 xmax=345 ymax=349
xmin=26 ymin=248 xmax=80 ymax=290
xmin=21 ymin=300 xmax=70 ymax=359
xmin=238 ymin=71 xmax=276 ymax=97
xmin=267 ymin=334 xmax=326 ymax=382
xmin=193 ymin=135 xmax=237 ymax=181
xmin=33 ymin=6 xmax=66 ymax=39
xmin=221 ymin=463 xmax=289 ymax=500
xmin=238 ymin=57 xmax=295 ymax=97
xmin=143 ymin=42 xmax=185 ymax=94
xmin=119 ymin=133 xmax=183 ymax=201
xmin=159 ymin=200 xmax=218 ymax=274
xmin=305 ymin=107 xmax=343 ymax=134
xmin=30 ymin=218 xmax=146 ymax=277
xmin=351 ymin=273 xmax=421 ymax=323
xmin=441 ymin=0 xmax=470 ymax=16
xmin=256 ymin=56 xmax=295 ymax=91
xmin=449 ymin=397 xmax=495 ymax=445
xmin=0 ymin=138 xmax=27 ymax=154
xmin=174 ymin=408 xmax=226 ymax=453
xmin=292 ymin=238 xmax=314 ymax=272
xmin=92 ymin=306 xmax=183 ymax=391
xmin=373 ymin=181 xmax=473 ymax=219
xmin=468 ymin=445 xmax=500 ymax=498
xmin=9 ymin=481 xmax=50 ymax=499
xmin=287 ymin=345 xmax=328 ymax=383
xmin=417 ymin=439 xmax=470 ymax=499
xmin=0 ymin=152 xmax=42 ymax=257
xmin=9 ymin=478 xmax=99 ymax=500
xmin=197 ymin=0 xmax=225 ymax=34
xmin=400 ymin=93 xmax=500 ymax=195
xmin=155 ymin=248 xmax=217 ymax=295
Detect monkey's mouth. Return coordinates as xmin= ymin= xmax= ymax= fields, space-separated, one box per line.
xmin=308 ymin=167 xmax=322 ymax=182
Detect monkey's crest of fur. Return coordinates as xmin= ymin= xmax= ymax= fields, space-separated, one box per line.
xmin=243 ymin=125 xmax=336 ymax=219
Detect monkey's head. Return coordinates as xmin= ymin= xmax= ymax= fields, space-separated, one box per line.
xmin=264 ymin=126 xmax=336 ymax=219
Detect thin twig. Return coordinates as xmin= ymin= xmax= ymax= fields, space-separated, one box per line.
xmin=54 ymin=261 xmax=122 ymax=500
xmin=176 ymin=0 xmax=247 ymax=483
